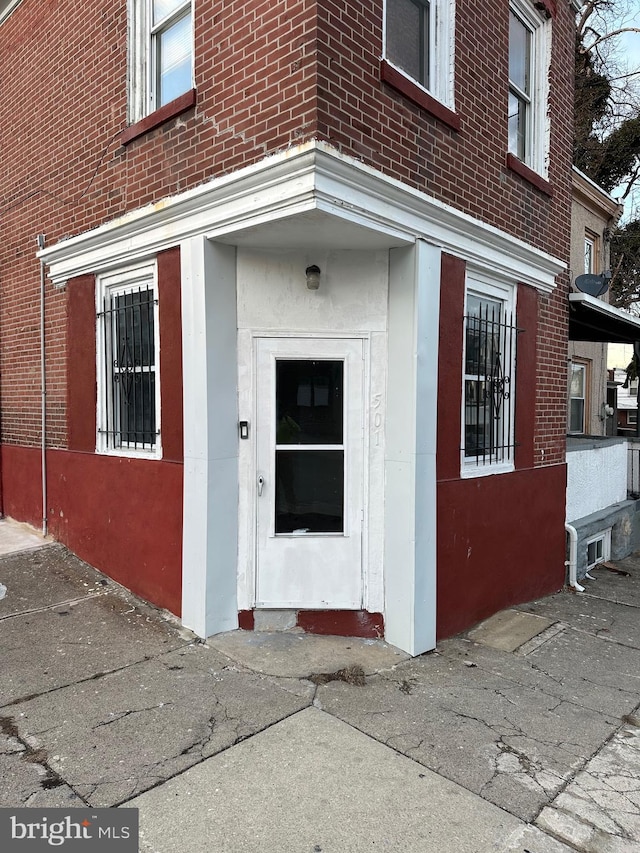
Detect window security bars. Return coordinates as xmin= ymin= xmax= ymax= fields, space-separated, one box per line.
xmin=464 ymin=303 xmax=519 ymax=466
xmin=98 ymin=287 xmax=158 ymax=450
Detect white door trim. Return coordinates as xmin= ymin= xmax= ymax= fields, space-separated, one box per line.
xmin=384 ymin=240 xmax=440 ymax=656
xmin=252 ymin=334 xmax=367 ymax=609
xmin=180 ymin=236 xmax=239 ymax=639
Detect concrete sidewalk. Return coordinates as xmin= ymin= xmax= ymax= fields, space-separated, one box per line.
xmin=0 ymin=517 xmax=638 ymax=852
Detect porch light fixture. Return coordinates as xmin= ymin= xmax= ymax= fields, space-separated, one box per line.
xmin=305 ymin=265 xmax=321 ymax=290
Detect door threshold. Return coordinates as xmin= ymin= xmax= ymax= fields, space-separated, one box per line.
xmin=239 ymin=609 xmax=384 ymax=638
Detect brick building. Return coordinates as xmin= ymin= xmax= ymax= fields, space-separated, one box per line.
xmin=0 ymin=0 xmax=576 ymax=654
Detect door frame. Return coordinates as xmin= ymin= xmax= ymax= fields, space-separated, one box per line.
xmin=249 ymin=332 xmax=370 ymax=610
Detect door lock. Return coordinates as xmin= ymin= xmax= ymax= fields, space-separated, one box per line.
xmin=257 ymin=475 xmax=265 ymax=496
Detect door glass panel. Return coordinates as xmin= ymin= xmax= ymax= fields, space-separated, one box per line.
xmin=276 ymin=360 xmax=343 ymax=445
xmin=275 ymin=450 xmax=344 ymax=533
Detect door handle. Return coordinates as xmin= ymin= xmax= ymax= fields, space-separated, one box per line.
xmin=257 ymin=475 xmax=265 ymax=497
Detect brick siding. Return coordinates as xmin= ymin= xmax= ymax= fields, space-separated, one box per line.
xmin=1 ymin=0 xmax=574 ymax=461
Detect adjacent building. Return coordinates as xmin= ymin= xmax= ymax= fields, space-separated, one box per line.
xmin=566 ymin=170 xmax=640 ymax=579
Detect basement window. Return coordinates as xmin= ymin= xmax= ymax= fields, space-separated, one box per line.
xmin=586 ymin=529 xmax=611 ymax=570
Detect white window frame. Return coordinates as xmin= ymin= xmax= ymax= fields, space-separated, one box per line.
xmin=584 ymin=230 xmax=599 ymax=275
xmin=628 ymin=410 xmax=637 ymax=425
xmin=0 ymin=0 xmax=23 ymax=24
xmin=568 ymin=361 xmax=587 ymax=435
xmin=461 ymin=271 xmax=517 ymax=477
xmin=383 ymin=0 xmax=455 ymax=108
xmin=508 ymin=0 xmax=550 ymax=177
xmin=96 ymin=262 xmax=162 ymax=459
xmin=586 ymin=529 xmax=611 ymax=570
xmin=128 ymin=0 xmax=194 ymax=124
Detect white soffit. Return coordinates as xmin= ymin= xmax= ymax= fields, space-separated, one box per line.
xmin=39 ymin=141 xmax=565 ymax=291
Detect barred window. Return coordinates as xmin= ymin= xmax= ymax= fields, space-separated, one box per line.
xmin=97 ymin=264 xmax=160 ymax=456
xmin=463 ymin=285 xmax=518 ymax=471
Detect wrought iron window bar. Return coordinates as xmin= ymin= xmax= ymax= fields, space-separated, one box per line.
xmin=98 ymin=286 xmax=158 ymax=450
xmin=464 ymin=305 xmax=521 ymax=465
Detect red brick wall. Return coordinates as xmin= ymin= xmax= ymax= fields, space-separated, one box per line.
xmin=314 ymin=0 xmax=574 ymax=467
xmin=0 ymin=0 xmax=318 ymax=451
xmin=1 ymin=0 xmax=573 ymax=465
xmin=1 ymin=247 xmax=186 ymax=615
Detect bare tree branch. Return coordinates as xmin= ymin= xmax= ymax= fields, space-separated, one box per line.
xmin=581 ymin=26 xmax=640 ymax=52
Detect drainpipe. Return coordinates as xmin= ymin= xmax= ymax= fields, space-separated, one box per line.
xmin=37 ymin=234 xmax=47 ymax=537
xmin=565 ymin=523 xmax=584 ymax=592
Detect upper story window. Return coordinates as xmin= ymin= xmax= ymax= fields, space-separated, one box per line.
xmin=96 ymin=263 xmax=161 ymax=458
xmin=128 ymin=0 xmax=194 ymax=123
xmin=508 ymin=0 xmax=549 ymax=176
xmin=462 ymin=274 xmax=518 ymax=476
xmin=384 ymin=0 xmax=453 ymax=107
xmin=584 ymin=231 xmax=599 ymax=274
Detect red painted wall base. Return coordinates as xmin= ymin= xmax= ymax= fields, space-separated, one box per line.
xmin=437 ymin=463 xmax=567 ymax=640
xmin=238 ymin=609 xmax=384 ymax=639
xmin=1 ymin=444 xmax=183 ymax=616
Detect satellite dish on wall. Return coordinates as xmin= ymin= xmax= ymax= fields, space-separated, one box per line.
xmin=574 ymin=272 xmax=610 ymax=297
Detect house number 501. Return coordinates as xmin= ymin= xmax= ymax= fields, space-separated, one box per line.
xmin=372 ymin=393 xmax=383 ymax=446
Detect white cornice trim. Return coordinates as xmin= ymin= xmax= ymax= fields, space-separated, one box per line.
xmin=40 ymin=141 xmax=565 ymax=292
xmin=572 ymin=167 xmax=623 ymax=221
xmin=0 ymin=0 xmax=22 ymax=24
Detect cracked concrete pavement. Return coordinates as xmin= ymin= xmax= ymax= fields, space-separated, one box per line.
xmin=0 ymin=518 xmax=639 ymax=852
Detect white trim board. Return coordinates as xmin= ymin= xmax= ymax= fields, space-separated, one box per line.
xmin=0 ymin=0 xmax=22 ymax=24
xmin=39 ymin=141 xmax=565 ymax=292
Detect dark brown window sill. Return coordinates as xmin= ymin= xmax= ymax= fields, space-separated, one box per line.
xmin=506 ymin=152 xmax=553 ymax=197
xmin=121 ymin=89 xmax=197 ymax=146
xmin=380 ymin=60 xmax=461 ymax=132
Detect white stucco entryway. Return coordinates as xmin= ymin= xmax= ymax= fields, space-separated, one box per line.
xmin=40 ymin=141 xmax=565 ymax=656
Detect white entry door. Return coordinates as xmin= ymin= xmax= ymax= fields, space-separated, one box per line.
xmin=255 ymin=337 xmax=364 ymax=608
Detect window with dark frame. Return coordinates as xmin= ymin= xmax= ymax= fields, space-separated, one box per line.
xmin=98 ymin=283 xmax=158 ymax=452
xmin=386 ymin=0 xmax=432 ymax=89
xmin=464 ymin=294 xmax=517 ymax=466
